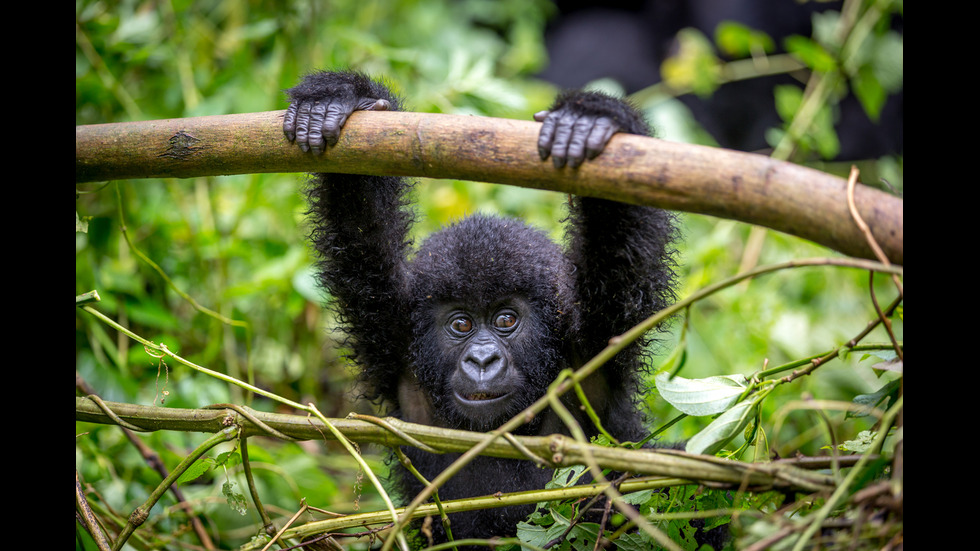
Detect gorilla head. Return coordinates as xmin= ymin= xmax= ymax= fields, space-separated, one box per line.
xmin=407 ymin=215 xmax=577 ymax=431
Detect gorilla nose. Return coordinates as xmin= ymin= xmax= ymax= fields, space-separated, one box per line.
xmin=461 ymin=342 xmax=507 ymax=383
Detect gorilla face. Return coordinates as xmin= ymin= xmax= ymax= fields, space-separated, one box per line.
xmin=411 ymin=296 xmax=562 ymax=432
xmin=442 ymin=302 xmax=527 ymax=429
xmin=401 ymin=215 xmax=576 ymax=431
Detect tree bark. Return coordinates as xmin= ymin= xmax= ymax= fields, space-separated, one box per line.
xmin=76 ymin=110 xmax=903 ymax=265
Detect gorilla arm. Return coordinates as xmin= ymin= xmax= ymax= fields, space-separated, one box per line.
xmin=538 ymin=90 xmax=679 ymax=441
xmin=284 ymin=71 xmax=416 ymax=405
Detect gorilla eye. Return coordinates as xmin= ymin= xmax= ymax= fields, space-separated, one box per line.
xmin=450 ymin=316 xmax=474 ymax=335
xmin=494 ymin=312 xmax=518 ymax=330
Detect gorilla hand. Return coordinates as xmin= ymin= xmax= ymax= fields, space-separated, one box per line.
xmin=283 ymin=71 xmax=396 ymax=154
xmin=535 ymin=109 xmax=618 ymax=169
xmin=535 ymin=90 xmax=649 ymax=168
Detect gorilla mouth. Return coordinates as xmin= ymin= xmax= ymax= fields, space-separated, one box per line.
xmin=454 ymin=390 xmax=512 ymax=427
xmin=463 ymin=392 xmax=505 ymax=401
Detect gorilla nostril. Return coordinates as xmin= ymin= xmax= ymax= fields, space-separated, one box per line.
xmin=467 ymin=352 xmax=500 ymax=371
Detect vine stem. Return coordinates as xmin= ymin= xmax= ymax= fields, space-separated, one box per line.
xmin=111 ymin=427 xmax=238 ymax=551
xmin=79 ymin=303 xmax=411 ymax=551
xmin=791 ymin=395 xmax=903 ymax=551
xmin=547 ymin=375 xmax=684 ymax=551
xmin=81 ymin=305 xmax=304 ymax=410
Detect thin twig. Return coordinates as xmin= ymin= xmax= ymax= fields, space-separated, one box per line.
xmin=76 ymin=471 xmax=112 ymax=551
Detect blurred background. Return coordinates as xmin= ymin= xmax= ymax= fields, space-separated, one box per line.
xmin=76 ymin=1 xmax=902 ymax=548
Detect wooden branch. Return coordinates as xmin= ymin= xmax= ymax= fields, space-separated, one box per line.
xmin=76 ymin=110 xmax=903 ymax=265
xmin=75 ymin=397 xmax=838 ymax=491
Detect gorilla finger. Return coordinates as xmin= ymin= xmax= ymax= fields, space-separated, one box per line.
xmin=357 ymin=98 xmax=391 ymax=112
xmin=549 ymin=111 xmax=581 ymax=168
xmin=585 ymin=117 xmax=619 ymax=160
xmin=321 ymin=103 xmax=351 ymax=147
xmin=306 ymin=101 xmax=329 ymax=154
xmin=533 ymin=110 xmax=550 ymax=122
xmin=294 ymin=102 xmax=313 ymax=152
xmin=566 ymin=116 xmax=594 ymax=168
xmin=537 ymin=112 xmax=558 ymax=160
xmin=283 ymin=103 xmax=299 ymax=141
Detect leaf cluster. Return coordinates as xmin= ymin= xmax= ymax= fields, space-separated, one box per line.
xmin=512 ymin=465 xmax=744 ymax=551
xmin=652 ymin=1 xmax=903 ymax=163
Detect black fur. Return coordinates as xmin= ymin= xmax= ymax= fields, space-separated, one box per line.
xmin=284 ymin=70 xmax=678 ymax=543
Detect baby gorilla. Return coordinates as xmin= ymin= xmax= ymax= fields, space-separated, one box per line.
xmin=284 ymin=70 xmax=677 ymax=543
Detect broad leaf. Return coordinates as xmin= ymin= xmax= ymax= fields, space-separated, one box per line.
xmin=685 ymin=399 xmax=759 ymax=455
xmin=655 ymin=372 xmax=748 ymax=416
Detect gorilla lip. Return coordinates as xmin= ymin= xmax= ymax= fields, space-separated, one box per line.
xmin=460 ymin=391 xmax=505 ymax=402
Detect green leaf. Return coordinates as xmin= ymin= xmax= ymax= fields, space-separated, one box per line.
xmin=860 ymin=350 xmax=898 ymax=363
xmin=773 ymin=84 xmax=804 ymax=123
xmin=841 ymin=430 xmax=877 ymax=453
xmin=76 ymin=211 xmax=89 ymax=233
xmin=215 ymin=449 xmax=241 ymax=469
xmin=784 ymin=35 xmax=837 ymax=72
xmin=517 ymin=509 xmax=572 ymax=550
xmin=772 ymin=84 xmax=840 ymax=159
xmin=655 ymin=372 xmax=748 ymax=416
xmin=566 ymin=523 xmax=601 ymax=551
xmin=515 ymin=521 xmax=551 ymax=549
xmin=660 ymin=28 xmax=722 ymax=97
xmin=852 ymin=65 xmax=887 ymax=121
xmin=547 ymin=465 xmax=587 ymax=489
xmin=176 ymin=457 xmax=214 ymax=485
xmin=850 ymin=379 xmax=900 ymax=418
xmin=714 ymin=21 xmax=775 ymax=58
xmin=621 ymin=489 xmax=654 ymax=506
xmin=222 ymin=480 xmax=248 ymax=515
xmin=685 ymin=399 xmax=759 ymax=455
xmin=869 ymin=30 xmax=904 ymax=92
xmin=613 ymin=531 xmax=654 ymax=551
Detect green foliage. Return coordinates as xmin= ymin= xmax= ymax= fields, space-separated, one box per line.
xmin=651 ymin=1 xmax=904 ymax=164
xmin=77 ymin=1 xmax=902 ymax=549
xmin=513 ymin=466 xmax=740 ymax=551
xmin=660 ymin=29 xmax=722 ymax=97
xmin=773 ymin=83 xmax=841 ymax=159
